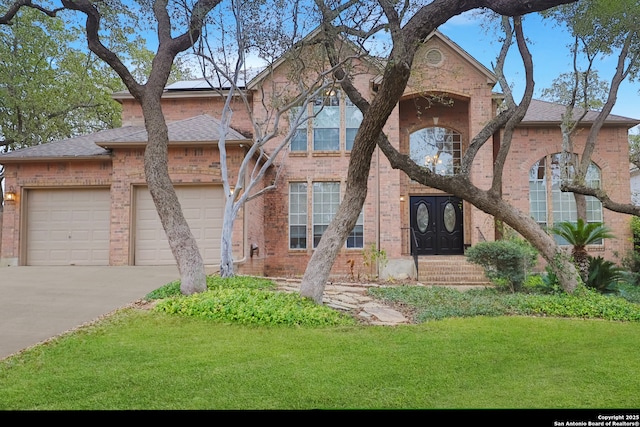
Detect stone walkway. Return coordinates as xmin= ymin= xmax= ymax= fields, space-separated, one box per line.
xmin=274 ymin=278 xmax=493 ymax=326
xmin=274 ymin=279 xmax=412 ymax=326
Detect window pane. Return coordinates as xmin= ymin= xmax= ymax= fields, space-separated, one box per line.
xmin=409 ymin=127 xmax=461 ymax=175
xmin=289 ymin=183 xmax=307 ymax=249
xmin=290 ymin=106 xmax=308 ymax=151
xmin=346 ymin=210 xmax=364 ymax=248
xmin=312 ymin=182 xmax=340 ymax=248
xmin=313 ymin=105 xmax=340 ymax=128
xmin=346 ymin=104 xmax=363 ymax=128
xmin=291 ymin=129 xmax=307 ymax=151
xmin=313 ymin=128 xmax=339 ymax=151
xmin=346 ymin=128 xmax=358 ymax=151
xmin=313 ymin=96 xmax=340 ymax=151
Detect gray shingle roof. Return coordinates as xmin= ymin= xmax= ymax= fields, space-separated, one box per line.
xmin=522 ymin=99 xmax=639 ymax=125
xmin=0 ymin=126 xmax=142 ymax=160
xmin=0 ymin=115 xmax=249 ymax=161
xmin=105 ymin=114 xmax=248 ymax=143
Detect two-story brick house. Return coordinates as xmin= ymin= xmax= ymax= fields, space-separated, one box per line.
xmin=1 ymin=30 xmax=637 ymax=282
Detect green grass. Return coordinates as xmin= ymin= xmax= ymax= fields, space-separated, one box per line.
xmin=1 ymin=275 xmax=640 ymax=410
xmin=1 ymin=310 xmax=639 ymax=410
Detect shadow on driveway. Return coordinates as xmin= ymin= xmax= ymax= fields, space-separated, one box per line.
xmin=0 ymin=266 xmax=180 ymax=360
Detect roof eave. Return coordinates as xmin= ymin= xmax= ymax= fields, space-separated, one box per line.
xmin=0 ymin=155 xmax=111 ymax=164
xmin=112 ymin=89 xmax=249 ymax=102
xmin=519 ymin=120 xmax=640 ymax=128
xmin=95 ymin=139 xmax=251 ymax=148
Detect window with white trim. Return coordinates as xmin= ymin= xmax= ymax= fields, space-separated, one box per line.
xmin=345 ymin=97 xmax=363 ymax=151
xmin=289 ymin=182 xmax=307 ymax=249
xmin=313 ymin=92 xmax=340 ymax=151
xmin=288 ymin=90 xmax=361 ymax=152
xmin=290 ymin=106 xmax=308 ymax=151
xmin=288 ymin=181 xmax=364 ymax=249
xmin=313 ymin=182 xmax=340 ymax=247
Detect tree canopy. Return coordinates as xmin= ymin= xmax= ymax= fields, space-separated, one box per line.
xmin=0 ymin=7 xmax=122 ymax=152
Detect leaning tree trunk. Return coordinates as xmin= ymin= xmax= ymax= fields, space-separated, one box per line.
xmin=143 ymin=102 xmax=207 ymax=295
xmin=456 ymin=186 xmax=582 ymax=294
xmin=299 ymin=181 xmax=368 ymax=303
xmin=299 ymin=78 xmax=406 ymax=303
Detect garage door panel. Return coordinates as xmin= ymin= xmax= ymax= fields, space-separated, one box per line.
xmin=26 ymin=189 xmax=110 ymax=266
xmin=135 ymin=186 xmax=223 ymax=265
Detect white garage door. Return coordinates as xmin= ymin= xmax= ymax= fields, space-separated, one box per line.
xmin=26 ymin=188 xmax=111 ymax=266
xmin=134 ymin=186 xmax=223 ymax=265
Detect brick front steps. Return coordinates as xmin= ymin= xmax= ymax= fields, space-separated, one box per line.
xmin=417 ymin=255 xmax=492 ymax=287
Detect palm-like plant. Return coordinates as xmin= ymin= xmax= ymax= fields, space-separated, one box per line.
xmin=551 ymin=219 xmax=615 ymax=283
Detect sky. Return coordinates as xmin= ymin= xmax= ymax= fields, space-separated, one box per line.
xmin=437 ymin=11 xmax=639 ymax=122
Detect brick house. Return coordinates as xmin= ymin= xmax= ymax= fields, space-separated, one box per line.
xmin=1 ymin=30 xmax=638 ymax=282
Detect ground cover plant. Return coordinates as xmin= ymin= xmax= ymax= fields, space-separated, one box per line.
xmin=368 ymin=283 xmax=640 ymax=323
xmin=146 ymin=275 xmax=356 ymax=327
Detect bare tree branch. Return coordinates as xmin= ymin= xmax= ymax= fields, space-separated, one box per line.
xmin=0 ymin=0 xmax=63 ymax=24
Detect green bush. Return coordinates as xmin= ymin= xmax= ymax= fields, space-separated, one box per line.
xmin=620 ymin=216 xmax=640 ymax=286
xmin=465 ymin=239 xmax=538 ymax=292
xmin=586 ymin=256 xmax=623 ymax=294
xmin=618 ymin=282 xmax=640 ymax=304
xmin=153 ymin=287 xmax=356 ymax=327
xmin=631 ymin=216 xmax=640 ymax=250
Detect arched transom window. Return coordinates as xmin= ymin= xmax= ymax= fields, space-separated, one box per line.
xmin=410 ymin=127 xmax=462 ymax=176
xmin=529 ymin=153 xmax=603 ymax=241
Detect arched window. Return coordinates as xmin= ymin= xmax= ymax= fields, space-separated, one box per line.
xmin=529 ymin=153 xmax=603 ymax=242
xmin=410 ymin=127 xmax=461 ymax=175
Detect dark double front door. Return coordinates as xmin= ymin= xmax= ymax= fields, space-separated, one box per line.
xmin=410 ymin=196 xmax=463 ymax=255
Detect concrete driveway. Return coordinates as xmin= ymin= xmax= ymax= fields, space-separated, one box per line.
xmin=0 ymin=266 xmax=181 ymax=360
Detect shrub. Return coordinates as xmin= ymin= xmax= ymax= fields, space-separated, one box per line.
xmin=465 ymin=239 xmax=538 ymax=292
xmin=620 ymin=216 xmax=640 ymax=286
xmin=550 ymin=219 xmax=615 ymax=284
xmin=631 ymin=216 xmax=640 ymax=250
xmin=586 ymin=256 xmax=623 ymax=294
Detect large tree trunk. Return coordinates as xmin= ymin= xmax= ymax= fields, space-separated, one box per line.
xmin=299 ymin=58 xmax=412 ymax=304
xmin=142 ymin=100 xmax=207 ymax=295
xmin=219 ymin=194 xmax=236 ymax=278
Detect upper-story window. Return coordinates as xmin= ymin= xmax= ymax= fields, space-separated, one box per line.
xmin=289 ymin=90 xmax=362 ymax=152
xmin=529 ymin=153 xmax=604 ymax=244
xmin=345 ymin=98 xmax=363 ymax=151
xmin=409 ymin=127 xmax=462 ymax=175
xmin=290 ymin=106 xmax=308 ymax=152
xmin=313 ymin=91 xmax=340 ymax=151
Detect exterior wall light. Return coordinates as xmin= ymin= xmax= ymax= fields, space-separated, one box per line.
xmin=4 ymin=187 xmax=16 ymax=202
